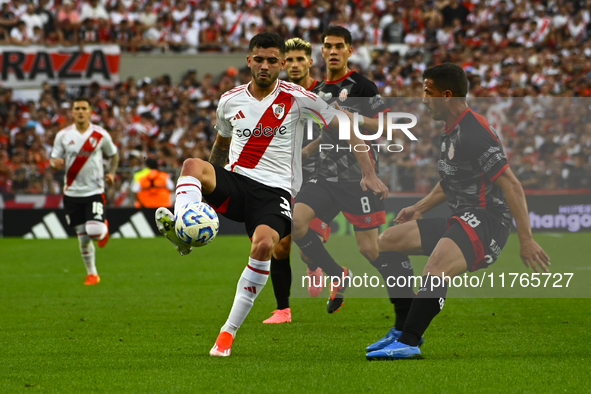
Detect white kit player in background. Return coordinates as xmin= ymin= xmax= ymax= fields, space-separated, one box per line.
xmin=154 ymin=32 xmax=387 ymax=357
xmin=50 ymin=97 xmax=119 ymax=286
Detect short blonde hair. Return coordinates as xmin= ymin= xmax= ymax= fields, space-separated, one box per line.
xmin=285 ymin=38 xmax=312 ymax=57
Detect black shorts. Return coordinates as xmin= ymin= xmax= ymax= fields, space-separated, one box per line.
xmin=204 ymin=164 xmax=292 ymax=239
xmin=63 ymin=194 xmax=107 ymax=227
xmin=295 ymin=178 xmax=386 ymax=231
xmin=417 ymin=209 xmax=510 ymax=272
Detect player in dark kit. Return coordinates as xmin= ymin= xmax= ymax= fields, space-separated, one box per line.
xmin=292 ymin=26 xmax=391 ymax=314
xmin=263 ymin=38 xmax=330 ymax=324
xmin=365 ymin=63 xmax=550 ymax=360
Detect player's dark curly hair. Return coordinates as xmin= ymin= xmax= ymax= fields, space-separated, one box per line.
xmin=322 ymin=26 xmax=352 ymax=45
xmin=249 ymin=32 xmax=286 ymax=55
xmin=422 ymin=63 xmax=468 ymax=97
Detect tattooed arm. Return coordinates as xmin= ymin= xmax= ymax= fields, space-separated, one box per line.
xmin=105 ymin=152 xmax=119 ymax=186
xmin=209 ymin=134 xmax=232 ymax=166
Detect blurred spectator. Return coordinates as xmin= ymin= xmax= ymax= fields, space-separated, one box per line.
xmin=565 ymin=154 xmax=590 ymax=189
xmin=0 ymin=2 xmax=17 ymax=30
xmin=80 ymin=0 xmax=109 ymax=21
xmin=57 ymin=0 xmax=80 ymax=26
xmin=441 ymin=0 xmax=469 ymax=27
xmin=10 ymin=21 xmax=33 ymax=45
xmin=21 ymin=3 xmax=43 ymax=38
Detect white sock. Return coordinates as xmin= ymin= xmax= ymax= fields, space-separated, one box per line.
xmin=221 ymin=257 xmax=270 ymax=337
xmin=76 ymin=224 xmax=97 ymax=275
xmin=174 ymin=176 xmax=202 ymax=214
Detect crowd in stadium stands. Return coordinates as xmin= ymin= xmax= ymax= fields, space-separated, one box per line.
xmin=1 ymin=0 xmax=591 ymax=204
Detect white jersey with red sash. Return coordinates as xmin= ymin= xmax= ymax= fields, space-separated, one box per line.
xmin=215 ymin=80 xmax=337 ymax=196
xmin=52 ymin=123 xmax=118 ymax=197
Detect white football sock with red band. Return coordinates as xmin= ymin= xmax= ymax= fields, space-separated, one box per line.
xmin=76 ymin=224 xmax=97 ymax=275
xmin=174 ymin=176 xmax=202 ymax=214
xmin=221 ymin=257 xmax=270 ymax=337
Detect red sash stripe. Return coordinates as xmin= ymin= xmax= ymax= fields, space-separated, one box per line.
xmin=231 ymin=91 xmax=293 ymax=171
xmin=66 ymin=130 xmax=103 ymax=189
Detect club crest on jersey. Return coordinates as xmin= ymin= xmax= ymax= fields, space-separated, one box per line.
xmin=272 ymin=103 xmax=285 ymax=119
xmin=365 ymin=216 xmax=372 ymax=223
xmin=339 ymin=88 xmax=349 ymax=102
xmin=89 ymin=136 xmax=98 ymax=148
xmin=320 ymin=92 xmax=332 ymax=101
xmin=448 ymin=143 xmax=455 ymax=160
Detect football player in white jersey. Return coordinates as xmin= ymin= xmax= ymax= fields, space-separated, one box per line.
xmin=50 ymin=97 xmax=119 ymax=286
xmin=154 ymin=32 xmax=388 ymax=357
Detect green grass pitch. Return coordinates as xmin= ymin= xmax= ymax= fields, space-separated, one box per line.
xmin=1 ymin=233 xmax=590 ymax=393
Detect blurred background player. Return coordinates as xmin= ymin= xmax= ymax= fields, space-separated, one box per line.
xmin=132 ymin=158 xmax=174 ymax=208
xmin=262 ymin=37 xmax=331 ymax=324
xmin=366 ymin=63 xmax=550 ymax=360
xmin=50 ymin=97 xmax=119 ymax=285
xmin=292 ymin=26 xmax=392 ymax=314
xmin=153 ymin=32 xmax=384 ymax=356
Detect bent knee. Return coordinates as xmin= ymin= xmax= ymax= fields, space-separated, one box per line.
xmin=378 ymin=227 xmax=413 ymax=253
xmin=378 ymin=228 xmax=399 ymax=251
xmin=182 ymin=158 xmax=208 ymax=176
xmin=358 ymin=242 xmax=379 ymax=262
xmin=252 ymin=237 xmax=276 ymax=258
xmin=292 ymin=221 xmax=308 ymax=240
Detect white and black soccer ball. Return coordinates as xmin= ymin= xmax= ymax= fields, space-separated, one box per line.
xmin=175 ymin=202 xmax=219 ymax=247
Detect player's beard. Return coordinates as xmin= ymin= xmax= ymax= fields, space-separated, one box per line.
xmin=252 ymin=70 xmax=276 ymax=89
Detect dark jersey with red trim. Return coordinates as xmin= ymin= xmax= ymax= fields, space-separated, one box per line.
xmin=312 ymin=71 xmax=389 ymax=182
xmin=438 ymin=108 xmax=511 ymax=228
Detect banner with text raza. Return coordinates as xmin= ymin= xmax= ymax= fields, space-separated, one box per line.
xmin=0 ymin=45 xmax=120 ymax=88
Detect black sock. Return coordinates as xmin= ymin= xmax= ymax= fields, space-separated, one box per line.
xmin=270 ymin=256 xmax=291 ymax=310
xmin=398 ymin=275 xmax=448 ymax=346
xmin=294 ymin=229 xmax=344 ymax=277
xmin=300 ymin=249 xmax=320 ymax=271
xmin=304 ymin=257 xmax=319 ymax=271
xmin=371 ymin=252 xmax=415 ymax=330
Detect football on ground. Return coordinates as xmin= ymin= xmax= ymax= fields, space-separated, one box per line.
xmin=175 ymin=202 xmax=219 ymax=247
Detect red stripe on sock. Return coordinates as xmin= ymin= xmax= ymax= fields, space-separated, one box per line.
xmin=247 ymin=264 xmax=270 ymax=275
xmin=177 ymin=183 xmax=202 ymax=191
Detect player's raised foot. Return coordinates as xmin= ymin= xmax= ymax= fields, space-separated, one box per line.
xmin=155 ymin=207 xmax=192 ymax=256
xmin=366 ymin=340 xmax=422 ymax=361
xmin=84 ymin=274 xmax=100 ymax=285
xmin=366 ymin=327 xmax=424 ymax=352
xmin=209 ymin=331 xmax=234 ymax=357
xmin=262 ymin=308 xmax=291 ymax=324
xmin=327 ymin=268 xmax=352 ymax=314
xmin=307 ymin=267 xmax=324 ymax=297
xmin=97 ymin=220 xmax=109 ymax=248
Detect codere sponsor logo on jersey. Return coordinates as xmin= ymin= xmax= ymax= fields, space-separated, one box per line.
xmin=235 ymin=123 xmax=288 ymax=138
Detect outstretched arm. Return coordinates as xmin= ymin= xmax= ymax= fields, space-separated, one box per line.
xmin=209 ymin=134 xmax=231 ymax=167
xmin=494 ymin=167 xmax=550 ymax=273
xmin=395 ymin=182 xmax=447 ymax=224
